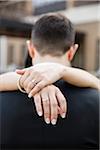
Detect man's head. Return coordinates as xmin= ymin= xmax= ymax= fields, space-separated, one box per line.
xmin=27 ymin=13 xmax=78 ymax=65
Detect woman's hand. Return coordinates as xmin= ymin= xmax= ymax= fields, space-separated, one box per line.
xmin=16 ymin=63 xmax=66 ymax=97
xmin=16 ymin=63 xmax=67 ymax=124
xmin=33 ymin=85 xmax=67 ymax=125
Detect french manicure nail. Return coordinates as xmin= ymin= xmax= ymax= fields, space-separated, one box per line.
xmin=38 ymin=112 xmax=42 ymax=116
xmin=28 ymin=93 xmax=32 ymax=98
xmin=51 ymin=119 xmax=56 ymax=125
xmin=61 ymin=113 xmax=66 ymax=118
xmin=45 ymin=118 xmax=50 ymax=124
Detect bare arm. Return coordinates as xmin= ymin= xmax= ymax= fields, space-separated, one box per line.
xmin=0 ymin=64 xmax=99 ymax=125
xmin=0 ymin=71 xmax=67 ymax=125
xmin=16 ymin=63 xmax=100 ymax=98
xmin=62 ymin=67 xmax=100 ymax=90
xmin=0 ymin=72 xmax=20 ymax=91
xmin=0 ymin=63 xmax=99 ymax=92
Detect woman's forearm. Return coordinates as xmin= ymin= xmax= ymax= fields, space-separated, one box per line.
xmin=0 ymin=72 xmax=21 ymax=91
xmin=62 ymin=67 xmax=100 ymax=90
xmin=1 ymin=65 xmax=99 ymax=92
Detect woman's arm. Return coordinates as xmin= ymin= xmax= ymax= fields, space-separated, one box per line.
xmin=63 ymin=67 xmax=100 ymax=90
xmin=0 ymin=71 xmax=67 ymax=124
xmin=0 ymin=63 xmax=99 ymax=92
xmin=16 ymin=63 xmax=100 ymax=97
xmin=0 ymin=72 xmax=20 ymax=91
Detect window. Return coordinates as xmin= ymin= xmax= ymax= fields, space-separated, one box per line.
xmin=74 ymin=0 xmax=100 ymax=7
xmin=33 ymin=0 xmax=67 ymax=15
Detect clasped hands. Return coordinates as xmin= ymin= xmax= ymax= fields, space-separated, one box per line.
xmin=16 ymin=63 xmax=67 ymax=125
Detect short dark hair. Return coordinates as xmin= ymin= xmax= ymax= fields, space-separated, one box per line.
xmin=31 ymin=13 xmax=75 ymax=56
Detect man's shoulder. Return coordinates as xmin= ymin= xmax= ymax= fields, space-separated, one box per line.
xmin=55 ymin=80 xmax=99 ymax=98
xmin=55 ymin=80 xmax=99 ymax=109
xmin=0 ymin=90 xmax=33 ymax=114
xmin=0 ymin=90 xmax=29 ymax=100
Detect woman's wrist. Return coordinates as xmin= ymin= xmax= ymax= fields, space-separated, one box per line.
xmin=17 ymin=76 xmax=26 ymax=93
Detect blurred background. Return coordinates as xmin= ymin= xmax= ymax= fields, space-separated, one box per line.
xmin=0 ymin=0 xmax=100 ymax=77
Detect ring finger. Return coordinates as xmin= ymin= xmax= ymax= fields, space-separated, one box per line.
xmin=27 ymin=76 xmax=42 ymax=94
xmin=41 ymin=88 xmax=50 ymax=124
xmin=34 ymin=93 xmax=43 ymax=117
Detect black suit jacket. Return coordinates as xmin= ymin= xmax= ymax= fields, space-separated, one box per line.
xmin=0 ymin=81 xmax=99 ymax=149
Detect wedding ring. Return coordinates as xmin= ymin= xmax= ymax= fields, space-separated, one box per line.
xmin=32 ymin=79 xmax=38 ymax=86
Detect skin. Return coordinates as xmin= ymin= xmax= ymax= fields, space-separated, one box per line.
xmin=16 ymin=40 xmax=78 ymax=125
xmin=0 ymin=71 xmax=66 ymax=125
xmin=0 ymin=42 xmax=99 ymax=125
xmin=16 ymin=41 xmax=100 ymax=125
xmin=17 ymin=65 xmax=67 ymax=125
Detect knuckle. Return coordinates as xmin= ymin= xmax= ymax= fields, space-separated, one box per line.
xmin=44 ymin=111 xmax=49 ymax=115
xmin=61 ymin=99 xmax=66 ymax=105
xmin=44 ymin=108 xmax=49 ymax=114
xmin=51 ymin=112 xmax=57 ymax=119
xmin=43 ymin=101 xmax=49 ymax=107
xmin=44 ymin=113 xmax=49 ymax=118
xmin=49 ymin=86 xmax=53 ymax=91
xmin=52 ymin=102 xmax=57 ymax=108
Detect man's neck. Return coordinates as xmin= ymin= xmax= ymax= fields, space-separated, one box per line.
xmin=32 ymin=55 xmax=71 ymax=66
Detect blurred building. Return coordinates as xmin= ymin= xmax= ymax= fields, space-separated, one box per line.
xmin=31 ymin=0 xmax=100 ymax=74
xmin=0 ymin=0 xmax=100 ymax=76
xmin=0 ymin=0 xmax=33 ymax=72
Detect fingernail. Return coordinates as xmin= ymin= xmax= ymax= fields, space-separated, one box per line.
xmin=45 ymin=118 xmax=50 ymax=124
xmin=28 ymin=93 xmax=32 ymax=98
xmin=38 ymin=112 xmax=42 ymax=116
xmin=51 ymin=119 xmax=56 ymax=125
xmin=61 ymin=113 xmax=66 ymax=118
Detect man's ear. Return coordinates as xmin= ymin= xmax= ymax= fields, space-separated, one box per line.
xmin=67 ymin=44 xmax=78 ymax=61
xmin=26 ymin=40 xmax=35 ymax=58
